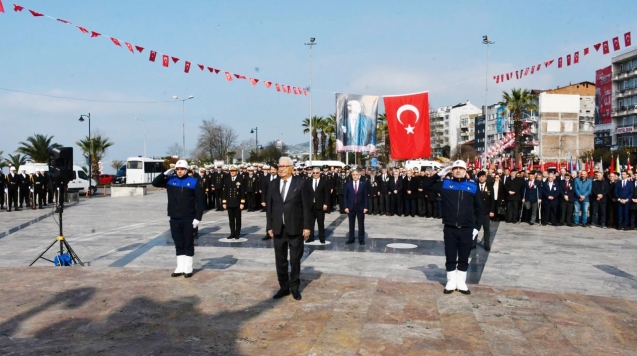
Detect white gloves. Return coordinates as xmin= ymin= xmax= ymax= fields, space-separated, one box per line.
xmin=164 ymin=168 xmax=175 ymax=176
xmin=438 ymin=166 xmax=452 ymax=177
xmin=472 ymin=229 xmax=479 ymax=240
xmin=4 ymin=188 xmax=7 ymax=193
xmin=192 ymin=219 xmax=200 ymax=229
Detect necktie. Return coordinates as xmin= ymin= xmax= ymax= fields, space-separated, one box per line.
xmin=623 ymin=181 xmax=625 ymax=188
xmin=232 ymin=177 xmax=235 ymax=182
xmin=354 ymin=181 xmax=358 ymax=203
xmin=314 ymin=179 xmax=318 ymax=191
xmin=281 ymin=179 xmax=287 ymax=200
xmin=529 ymin=181 xmax=532 ymax=188
xmin=481 ymin=184 xmax=484 ymax=192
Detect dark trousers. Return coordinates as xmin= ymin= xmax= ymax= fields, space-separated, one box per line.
xmin=338 ymin=194 xmax=345 ymax=213
xmin=35 ymin=188 xmax=44 ymax=208
xmin=543 ymin=203 xmax=559 ymax=225
xmin=481 ymin=215 xmax=491 ymax=248
xmin=617 ymin=202 xmax=631 ymax=228
xmin=169 ymin=218 xmax=195 ymax=256
xmin=417 ymin=197 xmax=426 ymax=216
xmin=19 ymin=187 xmax=30 ymax=206
xmin=404 ymin=198 xmax=416 ymax=216
xmin=273 ymin=228 xmax=304 ymax=291
xmin=426 ymin=201 xmax=437 ymax=217
xmin=443 ymin=226 xmax=472 ymax=272
xmin=591 ymin=200 xmax=607 ymax=226
xmin=506 ymin=201 xmax=519 ymax=222
xmin=8 ymin=188 xmax=18 ymax=209
xmin=215 ymin=190 xmax=223 ymax=210
xmin=310 ymin=206 xmax=326 ymax=239
xmin=560 ymin=201 xmax=574 ymax=225
xmin=0 ymin=186 xmax=4 ymax=207
xmin=47 ymin=187 xmax=54 ymax=203
xmin=607 ymin=201 xmax=617 ymax=228
xmin=246 ymin=192 xmax=255 ymax=210
xmin=379 ymin=194 xmax=390 ymax=214
xmin=370 ymin=196 xmax=379 ymax=214
xmin=207 ymin=191 xmax=214 ymax=209
xmin=348 ymin=209 xmax=365 ymax=241
xmin=390 ymin=194 xmax=403 ymax=215
xmin=227 ymin=207 xmax=242 ymax=236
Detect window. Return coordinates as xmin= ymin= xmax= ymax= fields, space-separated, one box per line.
xmin=127 ymin=161 xmax=142 ymax=169
xmin=77 ymin=170 xmax=89 ymax=180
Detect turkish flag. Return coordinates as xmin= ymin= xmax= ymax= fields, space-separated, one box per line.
xmin=558 ymin=57 xmax=563 ymax=68
xmin=264 ymin=81 xmax=272 ymax=88
xmin=515 ymin=71 xmax=519 ymax=79
xmin=57 ymin=18 xmax=70 ymax=24
xmin=287 ymin=86 xmax=291 ymax=94
xmin=77 ymin=26 xmax=88 ymax=34
xmin=594 ymin=43 xmax=601 ymax=51
xmin=506 ymin=73 xmax=510 ymax=80
xmin=198 ymin=64 xmax=204 ymax=70
xmin=214 ymin=69 xmax=220 ymax=74
xmin=0 ymin=1 xmax=4 ymax=13
xmin=584 ymin=47 xmax=589 ymax=55
xmin=29 ymin=10 xmax=44 ymax=17
xmin=275 ymin=83 xmax=281 ymax=92
xmin=531 ymin=67 xmax=535 ymax=75
xmin=602 ymin=41 xmax=609 ymax=54
xmin=110 ymin=37 xmax=121 ymax=47
xmin=184 ymin=61 xmax=191 ymax=73
xmin=613 ymin=36 xmax=621 ymax=51
xmin=207 ymin=67 xmax=214 ymax=72
xmin=625 ymin=32 xmax=632 ymax=47
xmin=282 ymin=85 xmax=288 ymax=93
xmin=524 ymin=67 xmax=529 ymax=76
xmin=536 ymin=64 xmax=541 ymax=71
xmin=303 ymin=88 xmax=308 ymax=95
xmin=171 ymin=57 xmax=179 ymax=63
xmin=383 ymin=91 xmax=430 ymax=159
xmin=293 ymin=87 xmax=299 ymax=94
xmin=225 ymin=72 xmax=233 ymax=81
xmin=90 ymin=31 xmax=101 ymax=38
xmin=249 ymin=78 xmax=259 ymax=86
xmin=234 ymin=74 xmax=246 ymax=79
xmin=574 ymin=51 xmax=579 ymax=64
xmin=13 ymin=4 xmax=23 ymax=12
xmin=149 ymin=50 xmax=157 ymax=62
xmin=125 ymin=42 xmax=134 ymax=53
xmin=135 ymin=45 xmax=144 ymax=53
xmin=162 ymin=54 xmax=169 ymax=67
xmin=566 ymin=54 xmax=571 ymax=66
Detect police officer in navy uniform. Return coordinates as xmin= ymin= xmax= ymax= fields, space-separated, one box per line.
xmin=6 ymin=167 xmax=20 ymax=211
xmin=152 ymin=159 xmax=205 ymax=278
xmin=245 ymin=167 xmax=259 ymax=212
xmin=32 ymin=169 xmax=46 ymax=209
xmin=0 ymin=170 xmax=5 ymax=210
xmin=476 ymin=171 xmax=494 ymax=251
xmin=222 ymin=165 xmax=245 ymax=239
xmin=422 ymin=160 xmax=483 ymax=295
xmin=212 ymin=164 xmax=225 ymax=211
xmin=18 ymin=169 xmax=31 ymax=209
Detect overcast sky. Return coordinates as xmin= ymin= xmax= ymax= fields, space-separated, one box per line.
xmin=1 ymin=0 xmax=635 ymax=172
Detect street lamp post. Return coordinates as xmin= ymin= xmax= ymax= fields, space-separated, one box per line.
xmin=482 ymin=35 xmax=494 ymax=157
xmin=78 ymin=113 xmax=91 ymax=197
xmin=173 ymin=95 xmax=195 ymax=158
xmin=135 ymin=117 xmax=147 ymax=158
xmin=304 ymin=37 xmax=316 ymax=166
xmin=250 ymin=127 xmax=259 ymax=155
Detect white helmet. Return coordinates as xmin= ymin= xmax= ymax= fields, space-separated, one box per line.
xmin=452 ymin=160 xmax=467 ymax=170
xmin=175 ymin=160 xmax=188 ymax=169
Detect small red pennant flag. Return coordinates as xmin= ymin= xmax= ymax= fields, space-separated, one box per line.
xmin=57 ymin=19 xmax=70 ymax=24
xmin=293 ymin=87 xmax=299 ymax=94
xmin=558 ymin=57 xmax=562 ymax=68
xmin=234 ymin=74 xmax=246 ymax=79
xmin=303 ymin=88 xmax=308 ymax=95
xmin=594 ymin=43 xmax=602 ymax=51
xmin=584 ymin=47 xmax=589 ymax=55
xmin=500 ymin=74 xmax=504 ymax=82
xmin=0 ymin=1 xmax=4 ymax=13
xmin=515 ymin=71 xmax=519 ymax=79
xmin=249 ymin=78 xmax=259 ymax=86
xmin=545 ymin=59 xmax=554 ymax=67
xmin=207 ymin=67 xmax=214 ymax=72
xmin=287 ymin=86 xmax=291 ymax=94
xmin=506 ymin=73 xmax=510 ymax=80
xmin=13 ymin=4 xmax=23 ymax=12
xmin=198 ymin=64 xmax=204 ymax=70
xmin=625 ymin=32 xmax=632 ymax=47
xmin=29 ymin=9 xmax=43 ymax=17
xmin=536 ymin=64 xmax=541 ymax=71
xmin=264 ymin=81 xmax=272 ymax=88
xmin=77 ymin=26 xmax=89 ymax=34
xmin=214 ymin=69 xmax=220 ymax=74
xmin=135 ymin=45 xmax=144 ymax=53
xmin=110 ymin=37 xmax=122 ymax=47
xmin=90 ymin=31 xmax=101 ymax=38
xmin=603 ymin=40 xmax=609 ymax=54
xmin=162 ymin=54 xmax=169 ymax=67
xmin=275 ymin=83 xmax=281 ymax=92
xmin=184 ymin=61 xmax=191 ymax=73
xmin=171 ymin=57 xmax=179 ymax=63
xmin=531 ymin=66 xmax=535 ymax=75
xmin=524 ymin=67 xmax=529 ymax=76
xmin=225 ymin=72 xmax=233 ymax=81
xmin=613 ymin=36 xmax=621 ymax=51
xmin=149 ymin=50 xmax=157 ymax=62
xmin=574 ymin=51 xmax=579 ymax=64
xmin=566 ymin=54 xmax=571 ymax=66
xmin=124 ymin=42 xmax=134 ymax=53
xmin=282 ymin=85 xmax=288 ymax=93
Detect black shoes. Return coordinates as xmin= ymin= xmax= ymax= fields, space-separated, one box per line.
xmin=345 ymin=240 xmax=356 ymax=245
xmin=184 ymin=273 xmax=193 ymax=278
xmin=484 ymin=245 xmax=491 ymax=252
xmin=359 ymin=241 xmax=365 ymax=245
xmin=226 ymin=235 xmax=234 ymax=240
xmin=273 ymin=289 xmax=290 ymax=299
xmin=305 ymin=237 xmax=315 ymax=243
xmin=171 ymin=272 xmax=184 ymax=277
xmin=319 ymin=239 xmax=325 ymax=244
xmin=291 ymin=290 xmax=302 ymax=300
xmin=261 ymin=235 xmax=272 ymax=241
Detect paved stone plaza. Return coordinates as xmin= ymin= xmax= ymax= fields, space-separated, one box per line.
xmin=0 ymin=191 xmax=636 ymax=355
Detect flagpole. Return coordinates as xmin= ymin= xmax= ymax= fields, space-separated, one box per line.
xmin=305 ymin=38 xmax=316 ymax=165
xmin=482 ymin=36 xmax=494 ymax=156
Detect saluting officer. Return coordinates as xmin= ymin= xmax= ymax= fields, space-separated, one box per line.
xmin=222 ymin=165 xmax=246 ymax=239
xmin=213 ymin=164 xmax=226 ymax=211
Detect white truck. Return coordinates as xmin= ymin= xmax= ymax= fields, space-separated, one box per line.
xmin=18 ymin=162 xmax=97 ymax=194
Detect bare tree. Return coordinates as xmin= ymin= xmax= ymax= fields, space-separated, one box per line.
xmin=193 ymin=118 xmax=238 ymax=161
xmin=166 ymin=142 xmax=182 ymax=157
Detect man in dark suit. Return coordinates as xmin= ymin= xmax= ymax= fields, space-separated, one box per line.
xmin=591 ymin=171 xmax=609 ymax=228
xmin=521 ymin=171 xmax=542 ymax=225
xmin=377 ymin=166 xmax=391 ymax=215
xmin=559 ymin=174 xmax=576 ymax=226
xmin=476 ymin=171 xmax=494 ymax=251
xmin=307 ymin=167 xmax=331 ymax=243
xmin=344 ymin=169 xmax=369 ymax=245
xmin=615 ymin=170 xmax=634 ymax=230
xmin=541 ymin=173 xmax=560 ymax=225
xmin=266 ymin=157 xmax=312 ymax=300
xmin=388 ymin=170 xmax=403 ymax=216
xmin=504 ymin=168 xmax=524 ymax=223
xmin=403 ymin=170 xmax=418 ymax=217
xmin=222 ymin=166 xmax=245 ymax=239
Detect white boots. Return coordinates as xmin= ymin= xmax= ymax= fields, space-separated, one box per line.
xmin=444 ymin=270 xmax=471 ymax=295
xmin=171 ymin=255 xmax=194 ymax=278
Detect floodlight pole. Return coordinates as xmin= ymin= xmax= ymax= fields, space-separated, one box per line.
xmin=483 ymin=36 xmax=494 ymax=157
xmin=79 ymin=113 xmax=91 ymax=197
xmin=305 ymin=38 xmax=316 ymax=166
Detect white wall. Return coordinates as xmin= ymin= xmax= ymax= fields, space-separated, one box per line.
xmin=539 ymin=93 xmax=579 ymax=113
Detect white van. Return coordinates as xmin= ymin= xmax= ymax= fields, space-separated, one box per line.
xmin=404 ymin=160 xmax=445 ymax=171
xmin=18 ymin=162 xmax=97 ymax=194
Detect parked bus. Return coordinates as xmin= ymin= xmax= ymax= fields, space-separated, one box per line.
xmin=18 ymin=162 xmax=97 ymax=194
xmin=125 ymin=157 xmax=164 ymax=184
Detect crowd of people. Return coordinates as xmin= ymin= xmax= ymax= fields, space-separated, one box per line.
xmin=0 ymin=167 xmax=51 ymax=211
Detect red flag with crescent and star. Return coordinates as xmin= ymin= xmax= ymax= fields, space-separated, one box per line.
xmin=0 ymin=1 xmax=5 ymax=13
xmin=383 ymin=91 xmax=430 ymax=159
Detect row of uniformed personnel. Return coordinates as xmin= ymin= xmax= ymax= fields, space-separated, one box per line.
xmin=0 ymin=167 xmax=51 ymax=211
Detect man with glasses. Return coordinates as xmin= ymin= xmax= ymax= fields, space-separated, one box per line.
xmin=266 ymin=157 xmax=312 ymax=300
xmin=307 ymin=167 xmax=330 ymax=243
xmin=152 ymin=159 xmax=205 ymax=278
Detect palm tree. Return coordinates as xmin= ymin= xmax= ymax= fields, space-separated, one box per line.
xmin=323 ymin=114 xmax=337 ymax=160
xmin=501 ymin=88 xmax=538 ymax=160
xmin=0 ymin=150 xmax=5 ymax=170
xmin=76 ymin=134 xmax=114 ymax=183
xmin=6 ymin=153 xmax=28 ymax=170
xmin=16 ymin=134 xmax=62 ymax=163
xmin=302 ymin=116 xmax=323 ymax=161
xmin=376 ymin=113 xmax=390 ymax=163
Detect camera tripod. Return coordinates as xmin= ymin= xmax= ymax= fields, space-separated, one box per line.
xmin=29 ymin=184 xmax=84 ymax=266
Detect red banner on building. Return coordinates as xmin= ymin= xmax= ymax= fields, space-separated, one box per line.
xmin=595 ymin=65 xmax=612 ymax=125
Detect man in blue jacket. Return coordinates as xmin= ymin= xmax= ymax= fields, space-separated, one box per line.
xmin=152 ymin=160 xmax=206 ymax=278
xmin=574 ymin=170 xmax=592 ymax=227
xmin=344 ymin=169 xmax=369 ymax=245
xmin=422 ymin=160 xmax=483 ymax=295
xmin=615 ymin=170 xmax=634 ymax=230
